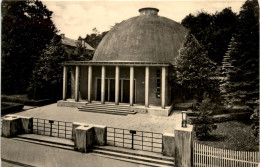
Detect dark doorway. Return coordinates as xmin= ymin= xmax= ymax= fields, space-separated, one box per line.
xmin=123 ymin=80 xmax=130 ymax=103
xmin=109 ymin=79 xmax=115 ymax=102
xmin=97 ymin=78 xmax=135 ymax=103
xmin=97 ymin=79 xmax=108 ymax=101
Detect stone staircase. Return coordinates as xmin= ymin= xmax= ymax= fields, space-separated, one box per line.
xmin=78 ymin=102 xmax=136 ymax=116
xmin=92 ymin=145 xmax=175 ymax=167
xmin=12 ymin=134 xmax=74 ymax=151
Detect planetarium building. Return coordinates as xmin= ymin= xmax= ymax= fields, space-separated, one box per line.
xmin=58 ymin=8 xmax=188 ymax=116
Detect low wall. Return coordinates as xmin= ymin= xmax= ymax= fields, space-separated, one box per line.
xmin=57 ymin=100 xmax=87 ymax=108
xmin=2 ymin=115 xmax=33 ymax=137
xmin=132 ymin=106 xmax=172 ymax=116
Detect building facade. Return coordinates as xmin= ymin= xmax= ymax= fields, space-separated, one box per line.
xmin=58 ymin=8 xmax=188 ymax=116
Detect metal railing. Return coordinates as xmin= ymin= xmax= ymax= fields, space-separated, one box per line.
xmin=107 ymin=127 xmax=162 ymax=153
xmin=33 ymin=118 xmax=72 ymax=139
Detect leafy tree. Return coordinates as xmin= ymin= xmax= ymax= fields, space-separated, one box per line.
xmin=181 ymin=8 xmax=237 ymax=65
xmin=85 ymin=27 xmax=108 ymax=49
xmin=27 ymin=35 xmax=67 ymax=100
xmin=176 ymin=33 xmax=219 ymax=102
xmin=220 ymin=0 xmax=259 ymax=109
xmin=192 ymin=99 xmax=217 ymax=140
xmin=2 ymin=0 xmax=57 ymax=94
xmin=67 ymin=36 xmax=94 ymax=61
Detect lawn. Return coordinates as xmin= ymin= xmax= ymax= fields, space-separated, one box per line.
xmin=193 ymin=120 xmax=259 ymax=151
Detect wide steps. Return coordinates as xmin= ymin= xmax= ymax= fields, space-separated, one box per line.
xmin=78 ymin=103 xmax=136 ymax=115
xmin=92 ymin=146 xmax=174 ymax=167
xmin=12 ymin=135 xmax=74 ymax=151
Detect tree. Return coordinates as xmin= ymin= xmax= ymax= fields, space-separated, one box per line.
xmin=192 ymin=99 xmax=217 ymax=140
xmin=2 ymin=0 xmax=57 ymax=94
xmin=27 ymin=35 xmax=67 ymax=100
xmin=181 ymin=8 xmax=237 ymax=65
xmin=67 ymin=36 xmax=94 ymax=61
xmin=176 ymin=33 xmax=219 ymax=102
xmin=85 ymin=28 xmax=108 ymax=49
xmin=220 ymin=0 xmax=259 ymax=109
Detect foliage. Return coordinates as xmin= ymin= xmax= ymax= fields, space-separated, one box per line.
xmin=85 ymin=27 xmax=108 ymax=49
xmin=27 ymin=35 xmax=67 ymax=100
xmin=250 ymin=102 xmax=259 ymax=139
xmin=192 ymin=99 xmax=217 ymax=140
xmin=181 ymin=8 xmax=237 ymax=65
xmin=2 ymin=0 xmax=57 ymax=94
xmin=176 ymin=33 xmax=219 ymax=102
xmin=67 ymin=37 xmax=94 ymax=61
xmin=220 ymin=0 xmax=259 ymax=109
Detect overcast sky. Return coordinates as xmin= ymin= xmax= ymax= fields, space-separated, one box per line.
xmin=42 ymin=0 xmax=246 ymax=40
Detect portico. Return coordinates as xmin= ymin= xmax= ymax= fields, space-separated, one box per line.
xmin=61 ymin=61 xmax=169 ymax=109
xmin=57 ymin=7 xmax=189 ymax=116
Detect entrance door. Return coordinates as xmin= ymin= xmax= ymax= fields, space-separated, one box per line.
xmin=96 ymin=79 xmax=108 ymax=101
xmin=97 ymin=78 xmax=135 ymax=103
xmin=123 ymin=80 xmax=130 ymax=103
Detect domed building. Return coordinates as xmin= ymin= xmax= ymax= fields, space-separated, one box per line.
xmin=58 ymin=8 xmax=188 ymax=116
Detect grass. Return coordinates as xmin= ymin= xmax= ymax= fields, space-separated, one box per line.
xmin=193 ymin=120 xmax=259 ymax=151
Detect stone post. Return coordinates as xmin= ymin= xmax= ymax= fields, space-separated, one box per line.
xmin=174 ymin=125 xmax=193 ymax=167
xmin=162 ymin=133 xmax=175 ymax=157
xmin=2 ymin=115 xmax=21 ymax=137
xmin=20 ymin=116 xmax=33 ymax=134
xmin=92 ymin=125 xmax=107 ymax=146
xmin=75 ymin=125 xmax=94 ymax=153
xmin=73 ymin=122 xmax=107 ymax=152
xmin=1 ymin=115 xmax=33 ymax=137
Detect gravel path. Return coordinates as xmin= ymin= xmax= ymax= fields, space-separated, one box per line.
xmin=14 ymin=103 xmax=182 ymax=133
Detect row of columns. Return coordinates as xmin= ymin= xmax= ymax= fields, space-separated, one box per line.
xmin=62 ymin=65 xmax=166 ymax=109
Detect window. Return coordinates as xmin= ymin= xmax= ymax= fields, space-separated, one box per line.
xmin=156 ymin=69 xmax=161 ymax=98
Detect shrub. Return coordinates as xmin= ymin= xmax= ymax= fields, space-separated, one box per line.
xmin=192 ymin=99 xmax=217 ymax=140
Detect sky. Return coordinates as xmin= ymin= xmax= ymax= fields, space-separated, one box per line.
xmin=42 ymin=0 xmax=246 ymax=40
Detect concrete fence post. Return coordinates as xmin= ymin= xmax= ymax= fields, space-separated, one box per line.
xmin=2 ymin=115 xmax=33 ymax=138
xmin=75 ymin=125 xmax=94 ymax=153
xmin=174 ymin=125 xmax=193 ymax=167
xmin=162 ymin=133 xmax=175 ymax=157
xmin=73 ymin=122 xmax=107 ymax=153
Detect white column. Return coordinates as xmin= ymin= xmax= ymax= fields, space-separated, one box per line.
xmin=130 ymin=66 xmax=134 ymax=106
xmin=101 ymin=66 xmax=106 ymax=104
xmin=161 ymin=66 xmax=166 ymax=109
xmin=115 ymin=66 xmax=120 ymax=105
xmin=145 ymin=66 xmax=149 ymax=108
xmin=108 ymin=79 xmax=110 ymax=102
xmin=62 ymin=66 xmax=67 ymax=101
xmin=75 ymin=65 xmax=80 ymax=102
xmin=88 ymin=66 xmax=92 ymax=103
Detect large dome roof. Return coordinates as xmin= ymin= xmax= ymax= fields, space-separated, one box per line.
xmin=93 ymin=8 xmax=188 ymax=64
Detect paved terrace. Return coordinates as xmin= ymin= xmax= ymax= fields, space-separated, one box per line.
xmin=12 ymin=103 xmax=182 ymax=133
